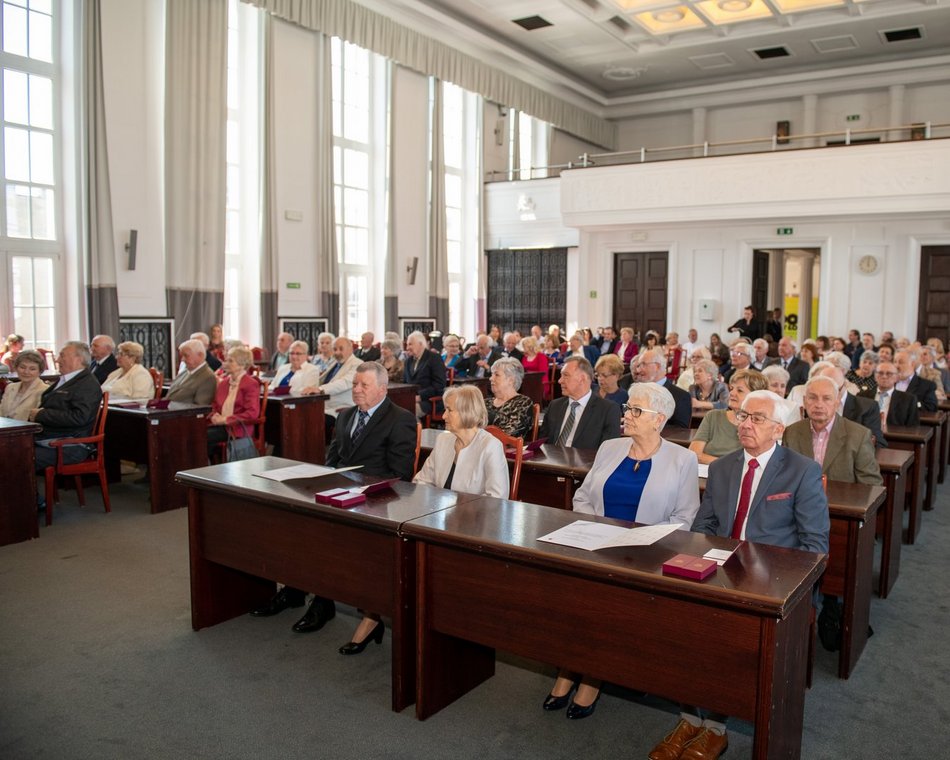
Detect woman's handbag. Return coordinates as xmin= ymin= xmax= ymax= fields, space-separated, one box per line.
xmin=226 ymin=422 xmax=258 ymax=462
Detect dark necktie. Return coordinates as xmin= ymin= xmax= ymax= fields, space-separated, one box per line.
xmin=323 ymin=363 xmax=340 ymax=383
xmin=731 ymin=458 xmax=760 ymax=539
xmin=557 ymin=401 xmax=580 ymax=446
xmin=352 ymin=410 xmax=369 ymax=441
xmin=278 ymin=370 xmax=294 ymax=388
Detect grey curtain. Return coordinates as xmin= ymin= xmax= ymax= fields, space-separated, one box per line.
xmin=384 ymin=68 xmax=398 ymax=332
xmin=82 ymin=0 xmax=120 ymax=340
xmin=164 ymin=0 xmax=228 ymax=345
xmin=260 ymin=13 xmax=279 ymax=350
xmin=428 ymin=79 xmax=449 ymax=332
xmin=314 ymin=32 xmax=339 ymax=334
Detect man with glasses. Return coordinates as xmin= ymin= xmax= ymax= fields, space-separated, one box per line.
xmin=635 ymin=348 xmax=691 ymax=429
xmin=722 ymin=342 xmax=753 ymax=385
xmin=866 ymin=361 xmax=919 ymax=428
xmin=649 ymin=390 xmax=827 ymax=760
xmin=538 ymin=356 xmax=621 ymax=449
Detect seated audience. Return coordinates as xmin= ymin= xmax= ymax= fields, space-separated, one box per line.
xmin=403 ymin=331 xmax=446 ymax=418
xmin=1 ymin=333 xmax=24 ymax=370
xmin=708 ymin=333 xmax=729 ymax=367
xmin=776 ymin=337 xmax=809 ymax=391
xmin=750 ymin=339 xmax=775 ymax=371
xmin=918 ymin=345 xmax=946 ymax=401
xmin=166 ymin=339 xmax=217 ymax=405
xmin=354 ymin=332 xmax=380 ymax=362
xmin=565 ymin=332 xmax=598 ymax=365
xmin=310 ymin=332 xmax=336 ymax=374
xmin=926 ymin=337 xmax=946 ymax=369
xmin=688 ymin=359 xmax=729 ymax=411
xmin=30 ymin=341 xmax=103 ymax=473
xmin=520 ymin=337 xmax=550 ymax=397
xmin=681 ymin=328 xmax=701 ymax=358
xmin=268 ymin=340 xmax=320 ymax=395
xmin=614 ymin=326 xmax=638 ymax=363
xmin=206 ymin=346 xmax=260 ymax=458
xmin=88 ymin=335 xmax=118 ymax=383
xmin=269 ymin=332 xmax=294 ymax=371
xmin=542 ymin=335 xmax=563 ymax=364
xmin=0 ymin=350 xmax=48 ymax=420
xmin=101 ymin=342 xmax=154 ymax=402
xmin=653 ymin=390 xmax=828 ymax=760
xmin=500 ymin=332 xmax=523 ymax=362
xmin=802 ymin=364 xmax=885 ymax=448
xmin=895 ymin=348 xmax=938 ymax=412
xmin=595 ymin=326 xmax=619 ymax=356
xmin=722 ymin=342 xmax=752 ymax=384
xmin=877 ymin=343 xmax=895 ymax=364
xmin=457 ymin=334 xmax=502 ymax=378
xmin=303 ymin=336 xmax=362 ymax=411
xmin=689 ymin=369 xmax=768 ymax=464
xmin=441 ymin=334 xmax=463 ymax=373
xmin=641 ymin=330 xmax=660 ymax=352
xmin=799 ymin=341 xmax=819 ymax=367
xmin=207 ymin=324 xmax=226 ymax=361
xmin=378 ymin=337 xmax=405 ymax=383
xmin=593 ymin=354 xmax=627 ymax=406
xmin=546 ymin=383 xmax=700 ymax=720
xmin=847 ymin=349 xmax=878 ymax=396
xmin=538 ymin=356 xmax=621 ymax=449
xmin=761 ymin=364 xmax=789 ymax=398
xmin=867 ymin=361 xmax=919 ymax=427
xmin=636 ymin=348 xmax=691 ymax=429
xmin=190 ymin=332 xmax=222 ymax=372
xmin=676 ymin=346 xmax=712 ymax=391
xmin=485 ymin=357 xmax=534 ymax=439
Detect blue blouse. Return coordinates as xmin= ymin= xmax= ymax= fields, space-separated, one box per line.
xmin=601 ymin=457 xmax=652 ymax=522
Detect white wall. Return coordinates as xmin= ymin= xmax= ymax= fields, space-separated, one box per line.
xmin=101 ymin=0 xmax=166 ymax=317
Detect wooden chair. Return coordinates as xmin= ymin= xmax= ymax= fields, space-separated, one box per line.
xmin=413 ymin=422 xmax=422 ymax=476
xmin=486 ymin=425 xmax=523 ymax=501
xmin=148 ymin=367 xmax=164 ymax=399
xmin=445 ymin=367 xmax=455 ymax=385
xmin=530 ymin=403 xmax=540 ymax=442
xmin=43 ymin=392 xmax=111 ymax=526
xmin=424 ymin=396 xmax=444 ymax=429
xmin=37 ymin=347 xmax=57 ymax=371
xmin=250 ymin=346 xmax=266 ymax=362
xmin=666 ymin=348 xmax=684 ymax=382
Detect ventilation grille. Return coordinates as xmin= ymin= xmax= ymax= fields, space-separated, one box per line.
xmin=512 ymin=15 xmax=552 ymax=31
xmin=881 ymin=27 xmax=923 ymax=43
xmin=690 ymin=53 xmax=735 ymax=70
xmin=811 ymin=35 xmax=858 ymax=54
xmin=608 ymin=15 xmax=632 ymax=33
xmin=753 ymin=46 xmax=791 ymax=60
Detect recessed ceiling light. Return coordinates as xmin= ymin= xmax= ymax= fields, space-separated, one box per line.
xmin=718 ymin=0 xmax=752 ymax=11
xmin=603 ymin=65 xmax=647 ymax=81
xmin=654 ymin=9 xmax=685 ymax=23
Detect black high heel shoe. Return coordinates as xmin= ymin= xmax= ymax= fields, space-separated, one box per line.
xmin=338 ymin=620 xmax=385 ymax=655
xmin=566 ymin=691 xmax=600 ymax=720
xmin=543 ymin=681 xmax=578 ymax=711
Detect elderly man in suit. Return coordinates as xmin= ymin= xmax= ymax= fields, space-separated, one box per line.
xmin=456 ymin=334 xmax=501 ymax=378
xmin=722 ymin=342 xmax=752 ymax=385
xmin=807 ymin=364 xmax=887 ymax=449
xmin=650 ymin=389 xmax=828 ymax=760
xmin=269 ymin=332 xmax=294 ymax=371
xmin=776 ymin=337 xmax=809 ymax=391
xmin=751 ymin=339 xmax=776 ymax=372
xmin=403 ymin=330 xmax=446 ymax=417
xmin=30 ymin=341 xmax=103 ymax=473
xmin=166 ymin=339 xmax=217 ymax=405
xmin=894 ymin=348 xmax=938 ymax=412
xmin=864 ymin=361 xmax=920 ymax=428
xmin=250 ymin=362 xmax=416 ymax=633
xmin=354 ymin=331 xmax=381 ymax=362
xmin=636 ymin=347 xmax=692 ymax=429
xmin=88 ymin=335 xmax=118 ymax=384
xmin=539 ymin=356 xmax=621 ymax=449
xmin=303 ymin=336 xmax=364 ymax=440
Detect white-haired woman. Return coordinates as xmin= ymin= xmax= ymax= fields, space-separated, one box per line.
xmin=102 ymin=341 xmax=154 ymax=402
xmin=544 ymin=382 xmax=700 ymax=721
xmin=486 ymin=357 xmax=534 ymax=439
xmin=689 ymin=359 xmax=729 ymax=411
xmin=269 ymin=340 xmax=320 ymax=395
xmin=311 ymin=332 xmax=336 ymax=375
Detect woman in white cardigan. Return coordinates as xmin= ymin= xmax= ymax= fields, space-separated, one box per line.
xmin=101 ymin=342 xmax=154 ymax=402
xmin=412 ymin=384 xmax=509 ymax=499
xmin=268 ymin=340 xmax=320 ymax=395
xmin=544 ymin=382 xmax=700 ymax=721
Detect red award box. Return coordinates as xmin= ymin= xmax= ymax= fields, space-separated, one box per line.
xmin=662 ymin=554 xmax=718 ymax=581
xmin=328 ymin=492 xmax=366 ymax=508
xmin=314 ymin=488 xmax=352 ymax=504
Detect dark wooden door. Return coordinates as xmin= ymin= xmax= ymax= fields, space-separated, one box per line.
xmin=917 ymin=246 xmax=950 ymax=346
xmin=752 ymin=250 xmax=770 ymax=328
xmin=613 ymin=252 xmax=667 ymax=338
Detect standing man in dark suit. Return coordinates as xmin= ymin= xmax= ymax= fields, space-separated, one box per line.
xmin=776 ymin=337 xmax=809 ymax=392
xmin=456 ymin=334 xmax=501 ymax=378
xmin=895 ymin=348 xmax=938 ymax=412
xmin=726 ymin=305 xmax=761 ymax=342
xmin=538 ymin=356 xmax=621 ymax=448
xmin=30 ymin=341 xmax=103 ymax=472
xmin=88 ymin=335 xmax=117 ymax=384
xmin=865 ymin=361 xmax=920 ymax=427
xmin=354 ymin=331 xmax=381 ymax=362
xmin=403 ymin=331 xmax=446 ymax=418
xmin=637 ymin=347 xmax=692 ymax=429
xmin=649 ymin=390 xmax=828 ymax=760
xmin=250 ymin=362 xmax=417 ymax=632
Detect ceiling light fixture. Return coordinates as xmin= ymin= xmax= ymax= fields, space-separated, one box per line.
xmin=718 ymin=0 xmax=752 ymax=11
xmin=654 ymin=9 xmax=686 ymax=23
xmin=602 ymin=65 xmax=647 ymax=81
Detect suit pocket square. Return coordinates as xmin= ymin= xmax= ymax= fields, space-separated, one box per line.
xmin=767 ymin=492 xmax=792 ymax=501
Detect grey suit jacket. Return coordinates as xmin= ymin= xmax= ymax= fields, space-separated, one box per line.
xmin=692 ymin=444 xmax=829 ymax=554
xmin=539 ymin=394 xmax=621 ymax=450
xmin=166 ymin=364 xmax=217 ymax=406
xmin=783 ymin=416 xmax=882 ymax=486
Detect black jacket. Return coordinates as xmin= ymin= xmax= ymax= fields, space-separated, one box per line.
xmin=325 ymin=397 xmax=417 ymax=481
xmin=89 ymin=354 xmax=117 ymax=384
xmin=904 ymin=374 xmax=938 ymax=413
xmin=403 ymin=349 xmax=447 ymax=416
xmin=35 ymin=369 xmax=103 ymax=440
xmin=539 ymin=394 xmax=622 ymax=449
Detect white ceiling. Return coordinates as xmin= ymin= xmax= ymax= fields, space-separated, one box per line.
xmin=373 ymin=0 xmax=950 ymax=110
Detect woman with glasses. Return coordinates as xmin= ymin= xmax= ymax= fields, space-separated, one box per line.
xmin=268 ymin=340 xmax=319 ymax=395
xmin=688 ymin=359 xmax=729 ymax=411
xmin=689 ymin=368 xmax=768 ymax=465
xmin=542 ymin=383 xmax=700 ymax=721
xmin=101 ymin=342 xmax=154 ymax=402
xmin=593 ymin=354 xmax=627 ymax=406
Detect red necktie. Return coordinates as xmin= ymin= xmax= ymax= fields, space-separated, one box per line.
xmin=731 ymin=458 xmax=760 ymax=539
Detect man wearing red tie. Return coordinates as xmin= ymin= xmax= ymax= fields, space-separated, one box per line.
xmin=649 ymin=390 xmax=828 ymax=760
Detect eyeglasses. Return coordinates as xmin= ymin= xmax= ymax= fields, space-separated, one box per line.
xmin=289 ymin=351 xmax=308 ymax=356
xmin=874 ymin=370 xmax=897 ymax=377
xmin=735 ymin=410 xmax=780 ymax=426
xmin=593 ymin=371 xmax=614 ymax=378
xmin=621 ymin=404 xmax=659 ymax=417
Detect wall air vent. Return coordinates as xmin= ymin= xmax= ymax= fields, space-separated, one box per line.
xmin=513 ymin=15 xmax=553 ymax=31
xmin=608 ymin=15 xmax=632 ymax=33
xmin=881 ymin=27 xmax=923 ymax=43
xmin=752 ymin=46 xmax=791 ymax=60
xmin=811 ymin=35 xmax=858 ymax=54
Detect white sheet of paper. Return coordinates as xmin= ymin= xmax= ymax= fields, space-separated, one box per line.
xmin=697 ymin=463 xmax=709 ymax=479
xmin=702 ymin=548 xmax=737 ymax=566
xmin=537 ymin=520 xmax=682 ymax=551
xmin=253 ymin=464 xmax=362 ymax=482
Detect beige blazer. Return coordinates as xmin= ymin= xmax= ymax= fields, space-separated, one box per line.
xmin=0 ymin=380 xmax=49 ymax=420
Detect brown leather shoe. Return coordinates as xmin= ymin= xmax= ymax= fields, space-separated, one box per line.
xmin=679 ymin=728 xmax=728 ymax=760
xmin=648 ymin=719 xmax=703 ymax=760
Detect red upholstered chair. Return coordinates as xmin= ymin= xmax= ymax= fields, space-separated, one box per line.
xmin=148 ymin=367 xmax=164 ymax=399
xmin=424 ymin=396 xmax=444 ymax=429
xmin=485 ymin=425 xmax=523 ymax=501
xmin=43 ymin=392 xmax=111 ymax=526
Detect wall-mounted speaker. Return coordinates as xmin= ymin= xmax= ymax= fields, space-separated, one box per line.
xmin=125 ymin=229 xmax=138 ymax=270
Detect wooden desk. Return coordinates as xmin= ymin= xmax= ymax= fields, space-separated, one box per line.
xmin=0 ymin=418 xmax=40 ymax=545
xmin=406 ymin=498 xmax=825 ymax=759
xmin=821 ymin=481 xmax=885 ymax=679
xmin=178 ymin=456 xmax=467 ymax=712
xmin=105 ymin=402 xmax=211 ymax=512
xmin=874 ymin=449 xmax=913 ymax=598
xmin=387 ymin=383 xmax=419 ymax=415
xmin=661 ymin=426 xmax=695 ymax=447
xmin=264 ymin=394 xmax=327 ymax=464
xmin=920 ymin=410 xmax=947 ymax=487
xmin=883 ymin=425 xmax=932 ymax=543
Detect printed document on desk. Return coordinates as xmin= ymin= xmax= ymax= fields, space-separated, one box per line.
xmin=254 ymin=464 xmax=362 ymax=482
xmin=538 ymin=520 xmax=682 ymax=551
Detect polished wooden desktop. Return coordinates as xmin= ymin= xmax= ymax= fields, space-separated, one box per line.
xmin=0 ymin=417 xmax=40 ymax=545
xmin=105 ymin=401 xmax=211 ymax=512
xmin=178 ymin=456 xmax=469 ymax=712
xmin=264 ymin=393 xmax=327 ymax=464
xmin=406 ymin=497 xmax=826 ymax=759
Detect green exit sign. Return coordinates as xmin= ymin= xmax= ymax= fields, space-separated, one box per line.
xmin=777 ymin=227 xmax=793 ymax=236
xmin=286 ymin=282 xmax=301 ymax=289
xmin=846 ymin=114 xmax=861 ymax=122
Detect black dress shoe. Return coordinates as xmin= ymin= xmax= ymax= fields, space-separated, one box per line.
xmin=250 ymin=587 xmax=306 ymax=617
xmin=292 ymin=599 xmax=336 ymax=633
xmin=542 ymin=692 xmax=572 ymax=711
xmin=338 ymin=620 xmax=385 ymax=655
xmin=566 ymin=693 xmax=600 ymax=720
